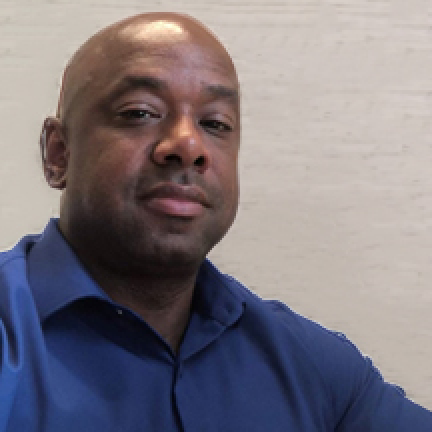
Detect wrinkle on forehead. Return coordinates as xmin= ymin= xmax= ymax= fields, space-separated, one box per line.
xmin=57 ymin=13 xmax=238 ymax=125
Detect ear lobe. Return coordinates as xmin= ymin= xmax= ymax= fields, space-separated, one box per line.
xmin=41 ymin=117 xmax=69 ymax=190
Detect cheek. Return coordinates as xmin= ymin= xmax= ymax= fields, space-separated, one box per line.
xmin=212 ymin=150 xmax=239 ymax=211
xmin=68 ymin=134 xmax=143 ymax=202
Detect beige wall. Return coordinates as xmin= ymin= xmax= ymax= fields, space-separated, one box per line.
xmin=1 ymin=0 xmax=431 ymax=408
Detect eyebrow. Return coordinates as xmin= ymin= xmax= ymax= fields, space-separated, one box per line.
xmin=106 ymin=75 xmax=239 ymax=104
xmin=204 ymin=84 xmax=239 ymax=103
xmin=106 ymin=75 xmax=167 ymax=101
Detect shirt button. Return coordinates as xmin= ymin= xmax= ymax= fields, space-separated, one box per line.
xmin=117 ymin=309 xmax=123 ymax=315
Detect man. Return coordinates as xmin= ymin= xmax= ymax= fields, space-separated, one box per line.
xmin=0 ymin=12 xmax=431 ymax=432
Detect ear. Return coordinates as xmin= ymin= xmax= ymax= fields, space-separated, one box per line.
xmin=40 ymin=117 xmax=69 ymax=190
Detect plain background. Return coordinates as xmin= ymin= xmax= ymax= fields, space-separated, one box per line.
xmin=1 ymin=0 xmax=431 ymax=409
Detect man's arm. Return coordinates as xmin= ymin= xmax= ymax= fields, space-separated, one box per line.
xmin=271 ymin=300 xmax=432 ymax=431
xmin=335 ymin=353 xmax=432 ymax=431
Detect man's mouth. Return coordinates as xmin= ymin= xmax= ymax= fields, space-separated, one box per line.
xmin=139 ymin=183 xmax=210 ymax=218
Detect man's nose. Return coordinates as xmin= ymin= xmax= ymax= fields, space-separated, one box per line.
xmin=151 ymin=115 xmax=209 ymax=173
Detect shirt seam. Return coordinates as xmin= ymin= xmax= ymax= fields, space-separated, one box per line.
xmin=0 ymin=254 xmax=26 ymax=271
xmin=267 ymin=300 xmax=337 ymax=428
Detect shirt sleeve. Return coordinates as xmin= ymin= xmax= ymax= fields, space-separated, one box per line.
xmin=0 ymin=278 xmax=22 ymax=431
xmin=269 ymin=301 xmax=432 ymax=431
xmin=0 ymin=254 xmax=41 ymax=432
xmin=335 ymin=348 xmax=432 ymax=432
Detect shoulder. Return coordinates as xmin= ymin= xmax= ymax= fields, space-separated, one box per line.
xmin=224 ymin=273 xmax=353 ymax=349
xmin=0 ymin=234 xmax=40 ymax=278
xmin=0 ymin=234 xmax=43 ymax=318
xmin=0 ymin=235 xmax=43 ymax=429
xmin=225 ymin=276 xmax=432 ymax=430
xmin=222 ymin=274 xmax=383 ymax=417
xmin=224 ymin=274 xmax=364 ymax=358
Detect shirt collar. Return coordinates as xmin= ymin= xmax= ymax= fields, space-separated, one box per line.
xmin=27 ymin=218 xmax=245 ymax=327
xmin=27 ymin=219 xmax=110 ymax=321
xmin=194 ymin=259 xmax=244 ymax=327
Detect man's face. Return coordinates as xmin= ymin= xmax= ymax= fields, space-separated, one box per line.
xmin=58 ymin=26 xmax=240 ymax=274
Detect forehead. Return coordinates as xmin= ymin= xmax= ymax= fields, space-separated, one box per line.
xmin=64 ymin=33 xmax=238 ymax=120
xmin=107 ymin=38 xmax=237 ymax=92
xmin=106 ymin=53 xmax=237 ymax=102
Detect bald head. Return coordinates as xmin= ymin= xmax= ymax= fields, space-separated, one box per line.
xmin=56 ymin=13 xmax=238 ymax=126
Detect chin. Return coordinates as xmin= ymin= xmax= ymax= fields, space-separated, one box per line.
xmin=127 ymin=245 xmax=205 ymax=278
xmin=152 ymin=238 xmax=208 ymax=266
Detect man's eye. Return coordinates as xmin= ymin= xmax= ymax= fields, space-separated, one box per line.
xmin=200 ymin=119 xmax=232 ymax=133
xmin=118 ymin=109 xmax=159 ymax=120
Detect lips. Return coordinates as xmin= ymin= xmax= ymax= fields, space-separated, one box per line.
xmin=139 ymin=183 xmax=210 ymax=218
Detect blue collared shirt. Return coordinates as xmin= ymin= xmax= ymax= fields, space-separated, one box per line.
xmin=0 ymin=219 xmax=431 ymax=431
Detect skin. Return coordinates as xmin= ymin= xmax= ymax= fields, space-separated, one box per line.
xmin=41 ymin=13 xmax=241 ymax=353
